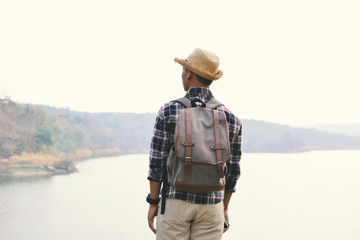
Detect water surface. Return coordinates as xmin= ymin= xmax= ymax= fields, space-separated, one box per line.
xmin=1 ymin=151 xmax=360 ymax=239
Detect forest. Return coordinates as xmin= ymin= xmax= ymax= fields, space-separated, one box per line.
xmin=0 ymin=97 xmax=122 ymax=160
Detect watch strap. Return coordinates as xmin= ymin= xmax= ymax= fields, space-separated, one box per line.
xmin=146 ymin=193 xmax=160 ymax=205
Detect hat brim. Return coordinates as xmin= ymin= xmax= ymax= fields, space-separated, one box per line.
xmin=174 ymin=57 xmax=223 ymax=81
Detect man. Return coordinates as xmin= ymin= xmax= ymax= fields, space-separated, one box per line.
xmin=147 ymin=48 xmax=242 ymax=240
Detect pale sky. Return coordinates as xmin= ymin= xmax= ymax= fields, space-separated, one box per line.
xmin=1 ymin=0 xmax=359 ymax=127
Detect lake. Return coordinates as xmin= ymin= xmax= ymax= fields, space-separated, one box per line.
xmin=1 ymin=150 xmax=360 ymax=240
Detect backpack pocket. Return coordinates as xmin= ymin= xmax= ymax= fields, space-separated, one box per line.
xmin=174 ymin=160 xmax=225 ymax=193
xmin=166 ymin=146 xmax=178 ymax=187
xmin=167 ymin=150 xmax=225 ymax=193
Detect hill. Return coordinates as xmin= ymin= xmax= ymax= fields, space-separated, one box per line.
xmin=2 ymin=98 xmax=360 ymax=163
xmin=41 ymin=105 xmax=154 ymax=154
xmin=39 ymin=105 xmax=360 ymax=154
xmin=0 ymin=98 xmax=121 ymax=161
xmin=242 ymin=119 xmax=360 ymax=152
xmin=304 ymin=123 xmax=360 ymax=137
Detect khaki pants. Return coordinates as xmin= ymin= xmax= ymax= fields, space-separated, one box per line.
xmin=156 ymin=198 xmax=224 ymax=240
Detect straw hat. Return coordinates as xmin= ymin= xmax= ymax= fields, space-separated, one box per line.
xmin=174 ymin=48 xmax=223 ymax=80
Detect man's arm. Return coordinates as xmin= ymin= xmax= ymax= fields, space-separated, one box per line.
xmin=149 ymin=181 xmax=162 ymax=199
xmin=147 ymin=106 xmax=169 ymax=234
xmin=223 ymin=119 xmax=242 ymax=232
xmin=223 ymin=192 xmax=232 ymax=214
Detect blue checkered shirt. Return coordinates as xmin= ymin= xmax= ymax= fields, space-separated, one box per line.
xmin=148 ymin=87 xmax=242 ymax=204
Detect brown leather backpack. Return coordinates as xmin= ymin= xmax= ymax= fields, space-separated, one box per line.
xmin=166 ymin=97 xmax=230 ymax=193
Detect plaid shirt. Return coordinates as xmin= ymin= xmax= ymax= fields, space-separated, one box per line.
xmin=148 ymin=87 xmax=242 ymax=204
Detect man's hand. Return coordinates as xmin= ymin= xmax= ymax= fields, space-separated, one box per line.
xmin=147 ymin=204 xmax=159 ymax=234
xmin=223 ymin=193 xmax=232 ymax=233
xmin=148 ymin=181 xmax=162 ymax=234
xmin=223 ymin=208 xmax=230 ymax=233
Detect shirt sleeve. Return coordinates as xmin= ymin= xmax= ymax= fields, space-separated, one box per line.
xmin=147 ymin=106 xmax=169 ymax=182
xmin=225 ymin=119 xmax=242 ymax=193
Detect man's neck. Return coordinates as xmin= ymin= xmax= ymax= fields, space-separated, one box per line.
xmin=188 ymin=84 xmax=210 ymax=90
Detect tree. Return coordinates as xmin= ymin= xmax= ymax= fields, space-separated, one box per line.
xmin=34 ymin=128 xmax=54 ymax=147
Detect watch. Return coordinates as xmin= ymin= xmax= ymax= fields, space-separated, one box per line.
xmin=146 ymin=193 xmax=160 ymax=205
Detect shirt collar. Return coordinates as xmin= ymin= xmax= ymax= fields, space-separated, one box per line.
xmin=185 ymin=87 xmax=214 ymax=102
xmin=185 ymin=87 xmax=214 ymax=98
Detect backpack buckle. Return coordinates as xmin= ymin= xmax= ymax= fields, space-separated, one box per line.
xmin=185 ymin=157 xmax=191 ymax=174
xmin=182 ymin=142 xmax=194 ymax=147
xmin=210 ymin=145 xmax=225 ymax=150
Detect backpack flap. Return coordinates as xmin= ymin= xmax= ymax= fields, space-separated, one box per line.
xmin=175 ymin=107 xmax=230 ymax=164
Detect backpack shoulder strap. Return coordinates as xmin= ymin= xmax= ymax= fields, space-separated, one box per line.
xmin=205 ymin=98 xmax=224 ymax=109
xmin=172 ymin=97 xmax=224 ymax=109
xmin=171 ymin=97 xmax=192 ymax=108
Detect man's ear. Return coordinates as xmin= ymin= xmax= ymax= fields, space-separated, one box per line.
xmin=188 ymin=71 xmax=199 ymax=83
xmin=184 ymin=69 xmax=191 ymax=80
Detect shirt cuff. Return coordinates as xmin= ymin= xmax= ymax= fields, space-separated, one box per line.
xmin=147 ymin=170 xmax=162 ymax=182
xmin=147 ymin=176 xmax=162 ymax=182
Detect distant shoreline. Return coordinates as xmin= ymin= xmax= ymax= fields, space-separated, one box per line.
xmin=0 ymin=161 xmax=76 ymax=179
xmin=0 ymin=150 xmax=123 ymax=180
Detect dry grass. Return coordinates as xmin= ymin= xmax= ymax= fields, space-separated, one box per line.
xmin=6 ymin=148 xmax=122 ymax=165
xmin=94 ymin=148 xmax=122 ymax=156
xmin=8 ymin=152 xmax=61 ymax=165
xmin=74 ymin=149 xmax=93 ymax=158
